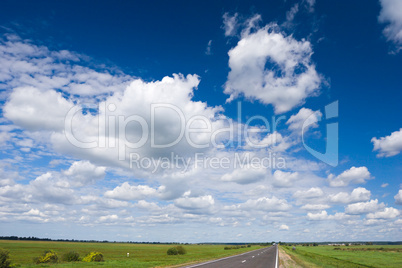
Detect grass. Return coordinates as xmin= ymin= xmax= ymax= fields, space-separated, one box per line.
xmin=281 ymin=245 xmax=402 ymax=268
xmin=0 ymin=240 xmax=263 ymax=267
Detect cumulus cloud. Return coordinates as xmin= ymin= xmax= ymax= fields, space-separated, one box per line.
xmin=64 ymin=161 xmax=106 ymax=187
xmin=286 ymin=108 xmax=322 ymax=134
xmin=329 ymin=187 xmax=371 ymax=204
xmin=272 ymin=170 xmax=298 ymax=187
xmin=174 ymin=195 xmax=215 ymax=211
xmin=328 ymin=166 xmax=371 ymax=187
xmin=4 ymin=86 xmax=74 ymax=131
xmin=371 ymin=128 xmax=402 ymax=157
xmin=293 ymin=187 xmax=324 ymax=199
xmin=221 ymin=165 xmax=269 ymax=184
xmin=279 ymin=224 xmax=289 ymax=230
xmin=395 ymin=190 xmax=402 ymax=205
xmin=307 ymin=210 xmax=351 ymax=221
xmin=301 ymin=204 xmax=330 ymax=211
xmin=104 ymin=182 xmax=157 ymax=201
xmin=367 ymin=207 xmax=400 ymax=219
xmin=379 ymin=0 xmax=402 ymax=52
xmin=224 ymin=17 xmax=322 ymax=113
xmin=241 ymin=196 xmax=291 ymax=211
xmin=345 ymin=199 xmax=385 ymax=215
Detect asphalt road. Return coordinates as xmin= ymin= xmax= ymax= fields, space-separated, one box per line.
xmin=181 ymin=245 xmax=278 ymax=268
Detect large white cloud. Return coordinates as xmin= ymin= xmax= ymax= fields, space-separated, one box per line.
xmin=104 ymin=182 xmax=158 ymax=201
xmin=293 ymin=187 xmax=324 ymax=199
xmin=371 ymin=128 xmax=402 ymax=157
xmin=379 ymin=0 xmax=402 ymax=52
xmin=307 ymin=211 xmax=351 ymax=221
xmin=224 ymin=17 xmax=322 ymax=113
xmin=4 ymin=86 xmax=74 ymax=131
xmin=240 ymin=196 xmax=291 ymax=211
xmin=328 ymin=166 xmax=371 ymax=187
xmin=221 ymin=165 xmax=269 ymax=184
xmin=272 ymin=170 xmax=298 ymax=187
xmin=345 ymin=199 xmax=385 ymax=215
xmin=63 ymin=161 xmax=106 ymax=187
xmin=174 ymin=195 xmax=215 ymax=211
xmin=329 ymin=187 xmax=371 ymax=204
xmin=367 ymin=207 xmax=400 ymax=219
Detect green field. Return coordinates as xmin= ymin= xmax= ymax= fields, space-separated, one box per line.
xmin=281 ymin=245 xmax=402 ymax=268
xmin=0 ymin=240 xmax=263 ymax=267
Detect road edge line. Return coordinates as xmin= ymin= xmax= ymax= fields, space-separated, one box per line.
xmin=275 ymin=245 xmax=279 ymax=268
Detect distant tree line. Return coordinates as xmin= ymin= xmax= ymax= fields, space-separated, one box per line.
xmin=279 ymin=241 xmax=401 ymax=246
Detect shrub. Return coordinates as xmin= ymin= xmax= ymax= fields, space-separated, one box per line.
xmin=176 ymin=246 xmax=186 ymax=255
xmin=82 ymin=252 xmax=104 ymax=262
xmin=62 ymin=251 xmax=80 ymax=262
xmin=34 ymin=250 xmax=58 ymax=264
xmin=167 ymin=247 xmax=178 ymax=255
xmin=0 ymin=249 xmax=12 ymax=268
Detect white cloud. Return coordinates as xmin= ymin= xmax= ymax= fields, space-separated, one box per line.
xmin=272 ymin=170 xmax=298 ymax=187
xmin=0 ymin=34 xmax=131 ymax=95
xmin=328 ymin=166 xmax=371 ymax=187
xmin=279 ymin=224 xmax=289 ymax=230
xmin=104 ymin=182 xmax=157 ymax=201
xmin=345 ymin=199 xmax=385 ymax=215
xmin=224 ymin=19 xmax=322 ymax=113
xmin=286 ymin=4 xmax=299 ymax=22
xmin=286 ymin=108 xmax=322 ymax=134
xmin=135 ymin=200 xmax=161 ymax=211
xmin=221 ymin=165 xmax=269 ymax=184
xmin=174 ymin=195 xmax=215 ymax=210
xmin=301 ymin=204 xmax=330 ymax=210
xmin=241 ymin=196 xmax=291 ymax=211
xmin=222 ymin=13 xmax=239 ymax=37
xmin=4 ymin=86 xmax=74 ymax=131
xmin=99 ymin=214 xmax=119 ymax=222
xmin=307 ymin=210 xmax=351 ymax=221
xmin=371 ymin=128 xmax=402 ymax=157
xmin=307 ymin=210 xmax=328 ymax=220
xmin=395 ymin=190 xmax=402 ymax=205
xmin=329 ymin=187 xmax=371 ymax=204
xmin=379 ymin=0 xmax=402 ymax=52
xmin=251 ymin=131 xmax=292 ymax=152
xmin=381 ymin=183 xmax=389 ymax=188
xmin=305 ymin=0 xmax=316 ymax=12
xmin=64 ymin=161 xmax=106 ymax=187
xmin=29 ymin=172 xmax=76 ymax=204
xmin=367 ymin=207 xmax=400 ymax=219
xmin=205 ymin=40 xmax=212 ymax=55
xmin=293 ymin=187 xmax=324 ymax=199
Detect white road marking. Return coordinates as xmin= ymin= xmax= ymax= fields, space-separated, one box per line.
xmin=252 ymin=256 xmax=255 ymax=258
xmin=242 ymin=260 xmax=246 ymax=263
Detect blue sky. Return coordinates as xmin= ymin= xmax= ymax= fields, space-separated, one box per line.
xmin=0 ymin=0 xmax=401 ymax=243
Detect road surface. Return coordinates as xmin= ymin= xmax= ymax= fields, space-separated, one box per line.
xmin=181 ymin=245 xmax=278 ymax=268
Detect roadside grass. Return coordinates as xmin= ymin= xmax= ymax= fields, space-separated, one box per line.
xmin=0 ymin=240 xmax=263 ymax=267
xmin=281 ymin=245 xmax=402 ymax=268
